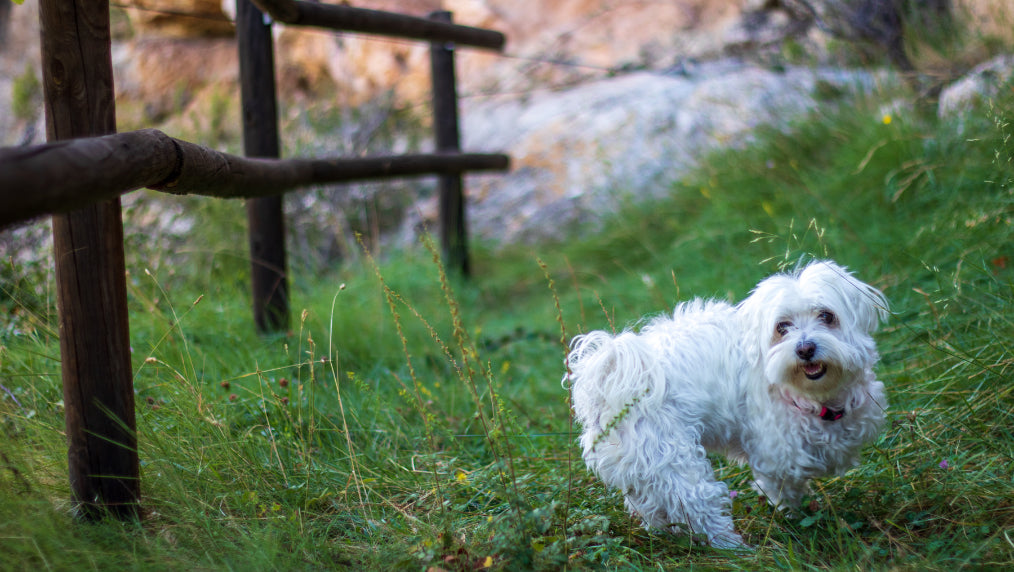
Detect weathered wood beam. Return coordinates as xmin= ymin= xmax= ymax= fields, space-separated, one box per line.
xmin=238 ymin=0 xmax=288 ymax=333
xmin=0 ymin=130 xmax=178 ymax=227
xmin=0 ymin=129 xmax=510 ymax=228
xmin=430 ymin=11 xmax=469 ymax=277
xmin=250 ymin=0 xmax=505 ymax=51
xmin=39 ymin=0 xmax=140 ymax=521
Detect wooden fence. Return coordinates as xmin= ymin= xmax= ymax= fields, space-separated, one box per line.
xmin=0 ymin=0 xmax=508 ymax=520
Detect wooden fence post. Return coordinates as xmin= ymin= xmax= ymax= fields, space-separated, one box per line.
xmin=429 ymin=11 xmax=470 ymax=277
xmin=238 ymin=0 xmax=289 ymax=333
xmin=39 ymin=0 xmax=140 ymax=520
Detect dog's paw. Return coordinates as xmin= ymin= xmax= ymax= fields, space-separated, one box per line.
xmin=751 ymin=478 xmax=807 ymax=513
xmin=708 ymin=531 xmax=753 ymax=551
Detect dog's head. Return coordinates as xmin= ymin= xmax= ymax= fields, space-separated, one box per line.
xmin=737 ymin=261 xmax=889 ymax=400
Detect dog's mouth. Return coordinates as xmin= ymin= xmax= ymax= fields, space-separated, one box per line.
xmin=802 ymin=361 xmax=827 ymax=380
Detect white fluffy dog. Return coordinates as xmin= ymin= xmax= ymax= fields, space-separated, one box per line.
xmin=566 ymin=260 xmax=888 ymax=549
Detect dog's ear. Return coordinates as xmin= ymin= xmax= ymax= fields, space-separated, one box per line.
xmin=736 ymin=274 xmax=794 ymax=365
xmin=802 ymin=261 xmax=889 ymax=334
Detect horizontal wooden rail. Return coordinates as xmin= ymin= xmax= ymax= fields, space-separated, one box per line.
xmin=0 ymin=128 xmax=509 ymax=228
xmin=250 ymin=0 xmax=505 ymax=51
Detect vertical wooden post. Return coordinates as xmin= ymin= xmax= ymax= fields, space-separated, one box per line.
xmin=429 ymin=11 xmax=470 ymax=277
xmin=237 ymin=0 xmax=289 ymax=332
xmin=39 ymin=0 xmax=139 ymax=520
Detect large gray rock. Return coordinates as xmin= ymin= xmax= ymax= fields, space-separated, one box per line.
xmin=439 ymin=62 xmax=881 ymax=245
xmin=938 ymin=54 xmax=1014 ymax=118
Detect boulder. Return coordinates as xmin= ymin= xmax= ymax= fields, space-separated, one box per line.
xmin=256 ymin=0 xmax=746 ymax=106
xmin=113 ymin=37 xmax=239 ymax=121
xmin=404 ymin=62 xmax=884 ymax=245
xmin=938 ymin=53 xmax=1014 ymax=117
xmin=124 ymin=0 xmax=234 ymax=38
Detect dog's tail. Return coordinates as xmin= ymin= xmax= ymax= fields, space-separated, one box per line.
xmin=565 ymin=330 xmax=666 ymax=439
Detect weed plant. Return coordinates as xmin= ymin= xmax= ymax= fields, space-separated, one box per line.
xmin=2 ymin=80 xmax=1014 ymax=570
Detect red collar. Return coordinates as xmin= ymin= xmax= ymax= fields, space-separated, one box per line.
xmin=780 ymin=390 xmax=846 ymax=422
xmin=818 ymin=405 xmax=845 ymax=421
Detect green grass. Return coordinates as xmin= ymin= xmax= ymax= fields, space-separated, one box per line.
xmin=3 ymin=80 xmax=1014 ymax=570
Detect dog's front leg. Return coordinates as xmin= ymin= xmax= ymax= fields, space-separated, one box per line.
xmin=750 ymin=471 xmax=809 ymax=512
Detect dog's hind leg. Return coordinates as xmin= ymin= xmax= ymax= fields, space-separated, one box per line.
xmin=620 ymin=440 xmax=747 ymax=549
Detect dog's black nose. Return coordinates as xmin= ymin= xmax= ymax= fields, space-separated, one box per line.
xmin=796 ymin=341 xmax=816 ymax=361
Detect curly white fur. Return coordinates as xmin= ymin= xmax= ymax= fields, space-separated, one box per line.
xmin=566 ymin=260 xmax=888 ymax=549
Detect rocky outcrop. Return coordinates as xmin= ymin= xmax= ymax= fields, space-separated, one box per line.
xmin=113 ymin=38 xmax=239 ymax=122
xmin=126 ymin=0 xmax=234 ymax=38
xmin=111 ymin=0 xmax=1011 ymax=110
xmin=396 ymin=62 xmax=885 ymax=245
xmin=113 ymin=0 xmax=758 ymax=108
xmin=1 ymin=0 xmax=1011 ymax=257
xmin=938 ymin=53 xmax=1014 ymax=117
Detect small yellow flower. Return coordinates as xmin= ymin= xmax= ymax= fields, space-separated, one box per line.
xmin=484 ymin=556 xmax=493 ymax=568
xmin=455 ymin=470 xmax=468 ymax=483
xmin=882 ymin=114 xmax=892 ymax=125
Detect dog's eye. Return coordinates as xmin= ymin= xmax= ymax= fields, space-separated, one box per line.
xmin=776 ymin=321 xmax=792 ymax=336
xmin=818 ymin=311 xmax=836 ymax=325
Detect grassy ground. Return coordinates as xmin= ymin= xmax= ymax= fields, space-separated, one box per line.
xmin=3 ymin=77 xmax=1014 ymax=570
